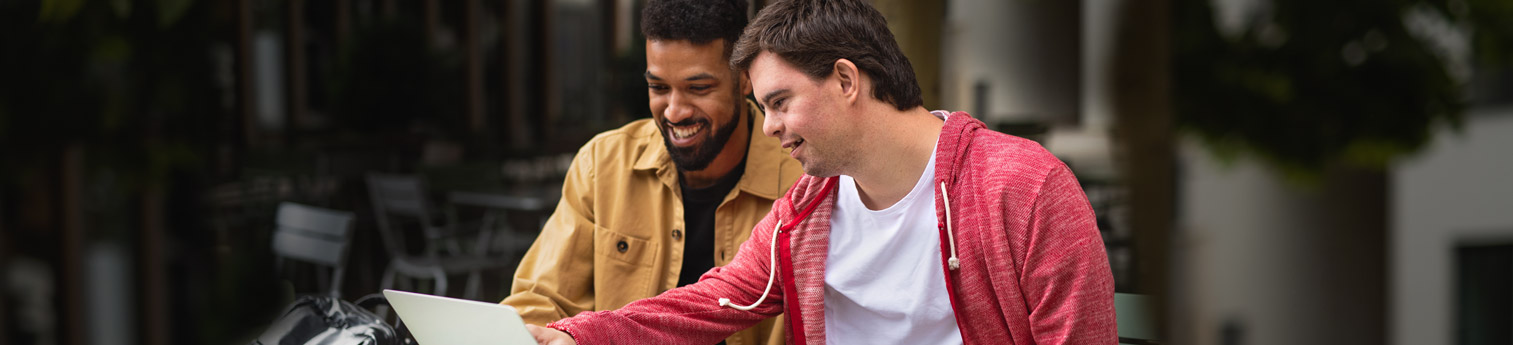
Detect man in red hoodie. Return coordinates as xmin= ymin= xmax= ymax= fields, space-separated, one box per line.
xmin=529 ymin=0 xmax=1116 ymax=343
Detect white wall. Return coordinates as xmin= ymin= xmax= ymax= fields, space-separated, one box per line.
xmin=1391 ymin=108 xmax=1513 ymax=345
xmin=1177 ymin=110 xmax=1419 ymax=344
xmin=1174 ymin=138 xmax=1384 ymax=345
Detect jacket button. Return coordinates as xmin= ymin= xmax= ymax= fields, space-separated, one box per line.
xmin=616 ymin=240 xmax=628 ymax=253
xmin=671 ymin=229 xmax=683 ymax=240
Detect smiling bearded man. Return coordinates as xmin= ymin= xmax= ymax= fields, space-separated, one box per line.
xmin=652 ymin=62 xmax=745 ymax=173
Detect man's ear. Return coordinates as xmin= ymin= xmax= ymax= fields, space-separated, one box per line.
xmin=833 ymin=59 xmax=861 ymax=104
xmin=739 ymin=70 xmax=753 ymax=96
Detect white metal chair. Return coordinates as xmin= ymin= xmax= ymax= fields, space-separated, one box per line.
xmin=366 ymin=173 xmax=516 ymax=299
xmin=271 ymin=202 xmax=356 ymax=298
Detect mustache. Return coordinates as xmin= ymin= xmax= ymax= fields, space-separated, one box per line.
xmin=663 ymin=118 xmax=709 ymax=127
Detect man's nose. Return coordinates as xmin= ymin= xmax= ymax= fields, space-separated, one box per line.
xmin=761 ymin=112 xmax=782 ymax=138
xmin=664 ymin=92 xmax=694 ymax=123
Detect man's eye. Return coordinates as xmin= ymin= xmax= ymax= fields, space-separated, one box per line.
xmin=689 ymin=85 xmax=712 ymax=92
xmin=648 ymin=84 xmax=669 ymax=91
xmin=771 ymin=98 xmax=785 ymax=109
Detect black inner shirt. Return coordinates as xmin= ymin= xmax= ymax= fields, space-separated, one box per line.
xmin=676 ymin=156 xmax=747 ymax=288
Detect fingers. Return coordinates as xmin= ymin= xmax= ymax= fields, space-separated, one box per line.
xmin=524 ymin=324 xmax=576 ymax=345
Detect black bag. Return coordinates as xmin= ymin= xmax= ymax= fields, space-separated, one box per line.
xmin=251 ymin=294 xmax=411 ymax=345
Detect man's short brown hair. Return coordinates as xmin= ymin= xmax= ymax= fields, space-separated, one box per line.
xmin=731 ymin=0 xmax=923 ymax=111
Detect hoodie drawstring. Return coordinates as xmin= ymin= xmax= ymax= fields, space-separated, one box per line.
xmin=940 ymin=181 xmax=960 ymax=270
xmin=718 ymin=220 xmax=781 ymax=311
xmin=717 ymin=178 xmax=960 ymax=311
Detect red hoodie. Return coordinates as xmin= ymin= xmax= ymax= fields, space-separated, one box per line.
xmin=549 ymin=111 xmax=1116 ymax=344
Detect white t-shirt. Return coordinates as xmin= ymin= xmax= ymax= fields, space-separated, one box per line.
xmin=824 ymin=148 xmax=962 ymax=344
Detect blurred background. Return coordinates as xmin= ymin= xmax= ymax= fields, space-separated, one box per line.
xmin=0 ymin=0 xmax=1509 ymax=344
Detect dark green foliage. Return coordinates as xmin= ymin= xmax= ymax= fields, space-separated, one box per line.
xmin=1172 ymin=0 xmax=1509 ymax=176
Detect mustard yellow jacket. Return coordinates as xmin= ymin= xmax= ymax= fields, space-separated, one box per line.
xmin=503 ymin=102 xmax=801 ymax=345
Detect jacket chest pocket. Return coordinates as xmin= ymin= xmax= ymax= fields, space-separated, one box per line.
xmin=593 ymin=225 xmax=660 ymax=307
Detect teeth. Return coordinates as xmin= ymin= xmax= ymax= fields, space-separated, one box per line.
xmin=671 ymin=124 xmax=703 ymax=139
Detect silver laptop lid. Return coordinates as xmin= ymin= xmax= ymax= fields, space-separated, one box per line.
xmin=383 ymin=289 xmax=539 ymax=345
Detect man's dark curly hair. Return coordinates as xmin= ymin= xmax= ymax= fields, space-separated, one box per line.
xmin=641 ymin=0 xmax=748 ymax=56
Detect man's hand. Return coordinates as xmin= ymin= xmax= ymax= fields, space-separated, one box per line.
xmin=525 ymin=324 xmax=577 ymax=345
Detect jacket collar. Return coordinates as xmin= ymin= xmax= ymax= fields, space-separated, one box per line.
xmin=632 ymin=100 xmax=786 ymax=200
xmin=933 ymin=110 xmax=983 ymax=190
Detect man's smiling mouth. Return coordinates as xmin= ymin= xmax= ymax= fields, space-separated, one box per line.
xmin=666 ymin=120 xmax=708 ymax=142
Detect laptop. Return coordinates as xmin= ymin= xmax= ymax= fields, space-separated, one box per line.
xmin=383 ymin=289 xmax=539 ymax=345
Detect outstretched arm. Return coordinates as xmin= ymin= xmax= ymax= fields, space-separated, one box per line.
xmin=546 ymin=206 xmax=791 ymax=345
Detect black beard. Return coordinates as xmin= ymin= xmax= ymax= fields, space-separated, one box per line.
xmin=662 ymin=102 xmax=743 ymax=172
